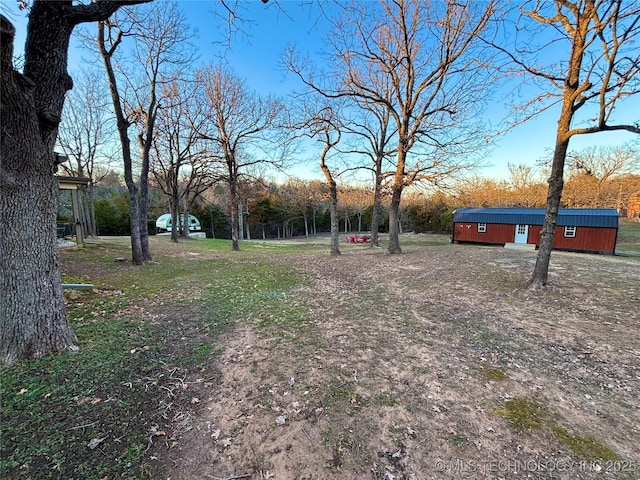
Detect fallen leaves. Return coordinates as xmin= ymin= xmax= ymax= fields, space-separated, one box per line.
xmin=87 ymin=437 xmax=106 ymax=450
xmin=130 ymin=345 xmax=151 ymax=354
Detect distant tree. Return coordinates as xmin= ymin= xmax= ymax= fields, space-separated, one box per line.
xmin=196 ymin=64 xmax=287 ymax=251
xmin=562 ymin=145 xmax=639 ymax=208
xmin=506 ymin=163 xmax=546 ymax=207
xmin=297 ymin=103 xmax=344 ymax=254
xmin=341 ymin=101 xmax=396 ymax=246
xmin=0 ymin=0 xmax=150 ymax=367
xmin=150 ymin=78 xmax=213 ymax=242
xmin=340 ymin=186 xmax=373 ymax=233
xmin=308 ymin=180 xmax=330 ymax=235
xmin=453 ymin=176 xmax=511 ymax=207
xmin=493 ymin=0 xmax=640 ymax=287
xmin=280 ymin=178 xmax=316 ymax=238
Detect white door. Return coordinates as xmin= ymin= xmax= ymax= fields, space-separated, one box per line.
xmin=514 ymin=224 xmax=529 ymax=243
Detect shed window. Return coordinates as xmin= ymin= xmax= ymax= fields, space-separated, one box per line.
xmin=478 ymin=223 xmax=487 ymax=233
xmin=564 ymin=226 xmax=577 ymax=238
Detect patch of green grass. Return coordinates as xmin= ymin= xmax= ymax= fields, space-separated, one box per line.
xmin=477 ymin=365 xmax=508 ymax=382
xmin=0 ymin=318 xmax=162 ymax=479
xmin=494 ymin=397 xmax=620 ymax=461
xmin=616 ymin=219 xmax=640 ymax=255
xmin=372 ymin=392 xmax=398 ymax=407
xmin=180 ymin=343 xmax=219 ymax=367
xmin=551 ymin=426 xmax=621 ymax=462
xmin=494 ymin=397 xmax=546 ymax=430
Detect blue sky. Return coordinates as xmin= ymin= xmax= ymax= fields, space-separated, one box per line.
xmin=3 ymin=0 xmax=638 ymax=182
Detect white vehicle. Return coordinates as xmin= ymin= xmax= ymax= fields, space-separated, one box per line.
xmin=155 ymin=213 xmax=201 ymax=233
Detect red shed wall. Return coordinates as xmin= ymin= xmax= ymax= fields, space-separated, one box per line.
xmin=528 ymin=226 xmax=617 ymax=254
xmin=454 ymin=222 xmax=617 ymax=254
xmin=453 ymin=222 xmax=515 ymax=244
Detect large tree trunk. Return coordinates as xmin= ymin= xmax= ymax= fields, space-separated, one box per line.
xmin=369 ymin=158 xmax=384 ymax=247
xmin=1 ymin=16 xmax=78 ymax=365
xmin=1 ymin=10 xmax=79 ymax=366
xmin=1 ymin=2 xmax=149 ymax=367
xmin=530 ymin=135 xmax=571 ymax=288
xmin=138 ymin=106 xmax=156 ymax=260
xmin=138 ymin=173 xmax=151 ymax=258
xmin=328 ymin=181 xmax=341 ymax=255
xmin=387 ymin=185 xmax=403 ymax=254
xmin=170 ymin=192 xmax=180 ymax=242
xmin=320 ymin=165 xmax=340 ymax=255
xmin=387 ymin=145 xmax=407 ymax=254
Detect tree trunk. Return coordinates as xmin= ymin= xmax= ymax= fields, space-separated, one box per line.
xmin=125 ymin=180 xmax=143 ymax=263
xmin=328 ymin=181 xmax=341 ymax=255
xmin=530 ymin=136 xmax=570 ymax=287
xmin=388 ymin=138 xmax=407 ymax=254
xmin=170 ymin=193 xmax=180 ymax=242
xmin=1 ymin=10 xmax=81 ymax=366
xmin=1 ymin=18 xmax=78 ymax=365
xmin=87 ymin=183 xmax=97 ymax=237
xmin=387 ymin=185 xmax=403 ymax=254
xmin=181 ymin=204 xmax=190 ymax=239
xmin=98 ymin=20 xmax=143 ymax=264
xmin=1 ymin=2 xmax=149 ymax=366
xmin=370 ymin=185 xmax=381 ymax=246
xmin=229 ymin=170 xmax=240 ymax=251
xmin=138 ymin=171 xmax=151 ymax=258
xmin=320 ymin=156 xmax=340 ymax=255
xmin=238 ymin=199 xmax=244 ymax=240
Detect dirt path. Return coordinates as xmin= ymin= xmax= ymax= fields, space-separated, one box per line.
xmin=163 ymin=244 xmax=639 ymax=479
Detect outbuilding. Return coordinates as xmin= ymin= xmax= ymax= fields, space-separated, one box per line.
xmin=452 ymin=207 xmax=619 ymax=255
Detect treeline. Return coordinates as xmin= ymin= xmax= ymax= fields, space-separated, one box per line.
xmin=71 ymin=156 xmax=639 ymax=239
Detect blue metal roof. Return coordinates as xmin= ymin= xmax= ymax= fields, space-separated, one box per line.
xmin=452 ymin=208 xmax=618 ymax=228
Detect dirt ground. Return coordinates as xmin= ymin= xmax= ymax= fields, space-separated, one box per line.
xmin=140 ymin=240 xmax=640 ymax=480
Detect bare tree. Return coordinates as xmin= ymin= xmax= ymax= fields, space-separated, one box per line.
xmin=340 ymin=100 xmax=396 ymax=246
xmin=97 ymin=16 xmax=145 ymax=264
xmin=494 ymin=0 xmax=640 ymax=287
xmin=286 ymin=0 xmax=497 ymax=254
xmin=95 ymin=1 xmax=195 ymax=261
xmin=1 ymin=0 xmax=150 ymax=367
xmin=563 ymin=145 xmax=639 ymax=208
xmin=196 ymin=64 xmax=287 ymax=251
xmin=126 ymin=1 xmax=195 ymax=256
xmin=294 ymin=101 xmax=345 ymax=254
xmin=280 ymin=178 xmax=315 ymax=238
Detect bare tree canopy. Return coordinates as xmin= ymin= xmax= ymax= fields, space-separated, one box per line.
xmin=285 ymin=0 xmax=499 ymax=253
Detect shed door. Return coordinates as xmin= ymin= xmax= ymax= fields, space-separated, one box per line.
xmin=514 ymin=224 xmax=529 ymax=243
